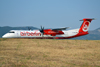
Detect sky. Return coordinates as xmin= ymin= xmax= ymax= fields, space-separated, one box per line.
xmin=0 ymin=0 xmax=100 ymax=30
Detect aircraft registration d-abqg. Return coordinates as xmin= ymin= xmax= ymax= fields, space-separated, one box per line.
xmin=2 ymin=18 xmax=95 ymax=39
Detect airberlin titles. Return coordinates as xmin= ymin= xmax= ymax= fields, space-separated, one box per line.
xmin=20 ymin=31 xmax=41 ymax=36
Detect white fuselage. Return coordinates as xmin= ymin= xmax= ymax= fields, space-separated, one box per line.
xmin=2 ymin=29 xmax=79 ymax=38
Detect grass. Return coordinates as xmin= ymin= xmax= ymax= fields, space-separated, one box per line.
xmin=0 ymin=38 xmax=100 ymax=67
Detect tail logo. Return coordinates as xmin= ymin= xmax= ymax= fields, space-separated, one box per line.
xmin=82 ymin=21 xmax=90 ymax=32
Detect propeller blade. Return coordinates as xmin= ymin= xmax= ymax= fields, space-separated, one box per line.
xmin=39 ymin=26 xmax=45 ymax=37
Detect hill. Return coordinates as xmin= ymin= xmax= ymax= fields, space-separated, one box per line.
xmin=72 ymin=28 xmax=100 ymax=40
xmin=0 ymin=39 xmax=100 ymax=67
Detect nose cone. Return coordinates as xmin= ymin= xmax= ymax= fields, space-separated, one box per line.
xmin=2 ymin=33 xmax=9 ymax=38
xmin=2 ymin=35 xmax=6 ymax=38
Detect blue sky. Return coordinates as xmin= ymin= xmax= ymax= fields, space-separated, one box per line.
xmin=0 ymin=0 xmax=100 ymax=30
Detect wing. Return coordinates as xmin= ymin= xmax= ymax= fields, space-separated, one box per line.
xmin=52 ymin=27 xmax=70 ymax=31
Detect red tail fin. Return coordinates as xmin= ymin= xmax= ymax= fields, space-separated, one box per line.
xmin=79 ymin=18 xmax=94 ymax=33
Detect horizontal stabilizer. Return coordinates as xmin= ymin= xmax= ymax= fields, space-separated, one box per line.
xmin=80 ymin=18 xmax=95 ymax=21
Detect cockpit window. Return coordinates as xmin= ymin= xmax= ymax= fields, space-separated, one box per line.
xmin=9 ymin=31 xmax=15 ymax=33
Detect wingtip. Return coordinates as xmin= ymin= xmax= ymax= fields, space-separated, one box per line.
xmin=66 ymin=27 xmax=71 ymax=29
xmin=92 ymin=18 xmax=96 ymax=20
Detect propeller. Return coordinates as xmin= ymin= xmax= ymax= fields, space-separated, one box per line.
xmin=39 ymin=26 xmax=45 ymax=37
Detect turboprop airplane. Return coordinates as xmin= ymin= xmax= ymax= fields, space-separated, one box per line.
xmin=2 ymin=18 xmax=95 ymax=39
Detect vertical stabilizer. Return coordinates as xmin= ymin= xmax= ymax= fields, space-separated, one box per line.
xmin=76 ymin=18 xmax=95 ymax=36
xmin=79 ymin=18 xmax=94 ymax=33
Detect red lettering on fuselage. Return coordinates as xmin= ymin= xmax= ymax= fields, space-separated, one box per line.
xmin=20 ymin=31 xmax=41 ymax=36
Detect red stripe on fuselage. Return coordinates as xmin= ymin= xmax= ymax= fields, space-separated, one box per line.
xmin=43 ymin=29 xmax=64 ymax=36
